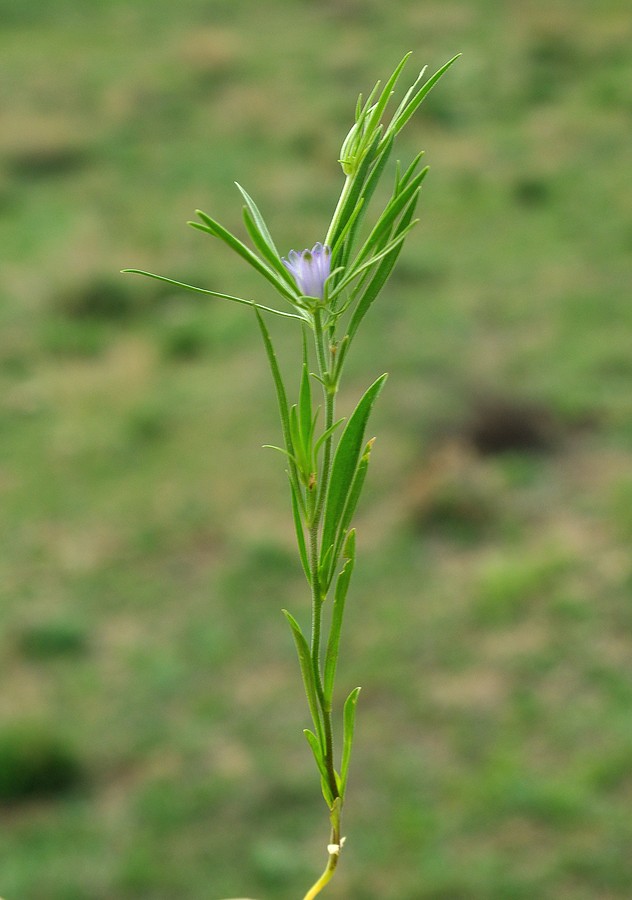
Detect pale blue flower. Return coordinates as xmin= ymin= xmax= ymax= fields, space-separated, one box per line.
xmin=282 ymin=242 xmax=331 ymax=299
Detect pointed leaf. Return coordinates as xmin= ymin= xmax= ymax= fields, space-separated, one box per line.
xmin=236 ymin=183 xmax=296 ymax=289
xmin=324 ymin=440 xmax=372 ymax=588
xmin=256 ymin=311 xmax=301 ymax=496
xmin=340 ymin=687 xmax=361 ymax=797
xmin=192 ymin=210 xmax=299 ymax=303
xmin=321 ymin=374 xmax=387 ymax=569
xmin=363 ymin=52 xmax=412 ymax=137
xmin=299 ymin=360 xmax=313 ymax=455
xmin=283 ymin=610 xmax=323 ymax=744
xmin=303 ymin=730 xmax=333 ymax=807
xmin=346 ymin=186 xmax=421 ymax=345
xmin=389 ymin=54 xmax=461 ymax=136
xmin=121 ymin=269 xmax=304 ymax=320
xmin=314 ymin=417 xmax=345 ymax=457
xmin=290 ymin=480 xmax=310 ymax=581
xmin=323 ymin=541 xmax=356 ymax=704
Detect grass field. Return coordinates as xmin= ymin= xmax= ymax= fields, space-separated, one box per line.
xmin=2 ymin=1 xmax=632 ymax=898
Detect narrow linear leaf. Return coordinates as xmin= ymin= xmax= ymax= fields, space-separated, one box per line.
xmin=323 ymin=544 xmax=356 ymax=704
xmin=262 ymin=443 xmax=300 ymax=467
xmin=330 ymin=221 xmax=417 ymax=301
xmin=364 ymin=52 xmax=412 ymax=137
xmin=340 ymin=687 xmax=361 ymax=797
xmin=397 ymin=151 xmax=426 ymax=192
xmin=318 ymin=542 xmax=334 ymax=588
xmin=298 ymin=346 xmax=313 ymax=456
xmin=390 ymin=54 xmax=461 ymax=136
xmin=192 ymin=211 xmax=299 ymax=303
xmin=242 ymin=207 xmax=289 ymax=282
xmin=339 ymin=134 xmax=394 ymax=270
xmin=303 ymin=730 xmax=334 ymax=807
xmin=338 ymin=444 xmax=371 ymax=538
xmin=331 ymin=128 xmax=383 ymax=261
xmin=351 ymin=167 xmax=428 ymax=269
xmin=314 ymin=417 xmax=345 ymax=457
xmin=321 ymin=374 xmax=387 ymax=566
xmin=256 ymin=311 xmax=301 ymax=495
xmin=290 ymin=482 xmax=310 ymax=581
xmin=283 ymin=610 xmax=324 ymax=745
xmin=346 ymin=186 xmax=421 ymax=344
xmin=121 ymin=270 xmax=304 ymax=320
xmin=234 ymin=182 xmax=280 ymax=256
xmin=324 ymin=441 xmax=372 ymax=588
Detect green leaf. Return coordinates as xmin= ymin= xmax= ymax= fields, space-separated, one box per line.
xmin=299 ymin=361 xmax=313 ymax=457
xmin=321 ymin=374 xmax=387 ymax=571
xmin=388 ymin=54 xmax=461 ymax=137
xmin=346 ymin=184 xmax=421 ymax=345
xmin=363 ymin=52 xmax=412 ymax=138
xmin=191 ymin=210 xmax=299 ymax=304
xmin=121 ymin=269 xmax=305 ymax=321
xmin=290 ymin=480 xmax=309 ymax=581
xmin=323 ymin=540 xmax=356 ymax=705
xmin=340 ymin=687 xmax=361 ymax=797
xmin=303 ymin=730 xmax=334 ymax=807
xmin=337 ymin=134 xmax=394 ymax=274
xmin=283 ymin=610 xmax=323 ymax=745
xmin=256 ymin=311 xmax=301 ymax=497
xmin=330 ymin=128 xmax=383 ymax=261
xmin=314 ymin=417 xmax=345 ymax=458
xmin=324 ymin=441 xmax=372 ymax=587
xmin=350 ymin=166 xmax=428 ymax=270
xmin=235 ymin=182 xmax=296 ymax=289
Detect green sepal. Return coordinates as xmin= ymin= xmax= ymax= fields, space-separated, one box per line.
xmin=340 ymin=686 xmax=361 ymax=798
xmin=283 ymin=610 xmax=324 ymax=746
xmin=321 ymin=374 xmax=387 ymax=574
xmin=323 ymin=536 xmax=356 ymax=705
xmin=303 ymin=730 xmax=334 ymax=808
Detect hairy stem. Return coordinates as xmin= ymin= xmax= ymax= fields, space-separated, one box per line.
xmin=309 ymin=310 xmax=340 ymax=802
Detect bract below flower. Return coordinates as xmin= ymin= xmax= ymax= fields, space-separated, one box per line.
xmin=282 ymin=242 xmax=331 ymax=299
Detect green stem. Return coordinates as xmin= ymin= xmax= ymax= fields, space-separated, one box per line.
xmin=309 ymin=309 xmax=339 ymax=802
xmin=302 ymin=843 xmax=340 ymax=900
xmin=325 ymin=174 xmax=353 ymax=249
xmin=313 ymin=311 xmax=336 ymax=526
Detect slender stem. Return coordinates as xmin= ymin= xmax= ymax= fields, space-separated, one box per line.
xmin=325 ymin=175 xmax=353 ymax=249
xmin=313 ymin=311 xmax=336 ymax=526
xmin=302 ymin=847 xmax=339 ymax=900
xmin=309 ymin=309 xmax=339 ymax=801
xmin=308 ymin=517 xmax=338 ymax=799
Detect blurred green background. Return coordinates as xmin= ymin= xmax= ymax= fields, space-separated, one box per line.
xmin=2 ymin=1 xmax=632 ymax=898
